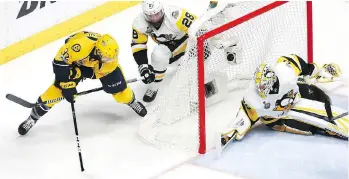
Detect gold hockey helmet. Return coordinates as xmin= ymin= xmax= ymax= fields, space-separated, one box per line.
xmin=96 ymin=34 xmax=119 ymax=62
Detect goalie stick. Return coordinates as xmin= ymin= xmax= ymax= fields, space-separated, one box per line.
xmin=6 ymin=77 xmax=143 ymax=108
xmin=219 ymin=130 xmax=237 ymax=153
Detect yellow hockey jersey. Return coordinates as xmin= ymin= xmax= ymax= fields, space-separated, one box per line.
xmin=53 ymin=31 xmax=119 ymax=80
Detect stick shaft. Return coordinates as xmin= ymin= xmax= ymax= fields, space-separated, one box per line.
xmin=6 ymin=77 xmax=142 ymax=108
xmin=70 ymin=102 xmax=84 ymax=172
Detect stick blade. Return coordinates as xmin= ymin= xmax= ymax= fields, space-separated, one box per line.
xmin=6 ymin=94 xmax=35 ymax=108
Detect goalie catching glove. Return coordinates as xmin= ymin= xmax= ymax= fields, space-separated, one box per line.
xmin=298 ymin=63 xmax=345 ymax=92
xmin=311 ymin=63 xmax=342 ymax=83
xmin=139 ymin=64 xmax=156 ymax=84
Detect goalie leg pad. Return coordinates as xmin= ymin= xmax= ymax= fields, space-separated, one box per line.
xmin=289 ymin=99 xmax=348 ymax=138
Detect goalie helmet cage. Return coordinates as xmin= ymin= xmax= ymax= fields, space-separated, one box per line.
xmin=139 ymin=1 xmax=313 ymax=155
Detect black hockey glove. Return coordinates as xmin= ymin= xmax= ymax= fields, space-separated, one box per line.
xmin=139 ymin=64 xmax=155 ymax=84
xmin=59 ymin=81 xmax=77 ymax=103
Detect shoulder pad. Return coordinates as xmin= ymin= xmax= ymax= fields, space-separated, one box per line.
xmin=164 ymin=5 xmax=182 ymax=23
xmin=133 ymin=13 xmax=150 ymax=34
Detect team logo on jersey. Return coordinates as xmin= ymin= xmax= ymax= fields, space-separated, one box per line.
xmin=152 ymin=33 xmax=175 ymax=42
xmin=273 ymin=89 xmax=298 ymax=111
xmin=72 ymin=44 xmax=81 ymax=52
xmin=172 ymin=11 xmax=179 ymax=19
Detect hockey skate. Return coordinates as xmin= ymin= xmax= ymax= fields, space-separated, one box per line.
xmin=128 ymin=99 xmax=147 ymax=117
xmin=18 ymin=116 xmax=37 ymax=135
xmin=143 ymin=89 xmax=158 ymax=103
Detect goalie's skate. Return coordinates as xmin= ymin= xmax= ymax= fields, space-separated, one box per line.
xmin=143 ymin=89 xmax=158 ymax=103
xmin=18 ymin=116 xmax=37 ymax=135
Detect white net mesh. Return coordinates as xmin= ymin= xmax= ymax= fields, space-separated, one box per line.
xmin=139 ymin=1 xmax=309 ymax=154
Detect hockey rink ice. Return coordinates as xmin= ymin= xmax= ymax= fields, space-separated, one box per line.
xmin=0 ymin=1 xmax=348 ymax=179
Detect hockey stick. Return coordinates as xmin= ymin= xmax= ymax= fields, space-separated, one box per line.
xmin=331 ymin=112 xmax=348 ymax=120
xmin=6 ymin=77 xmax=143 ymax=108
xmin=70 ymin=101 xmax=84 ymax=172
xmin=219 ymin=130 xmax=237 ymax=153
xmin=70 ymin=76 xmax=143 ymax=172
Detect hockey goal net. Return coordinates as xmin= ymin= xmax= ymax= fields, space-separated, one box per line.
xmin=139 ymin=1 xmax=313 ymax=154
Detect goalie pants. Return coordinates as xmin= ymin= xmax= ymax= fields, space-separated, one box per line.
xmin=265 ymin=84 xmax=348 ymax=139
xmin=29 ymin=66 xmax=134 ymax=121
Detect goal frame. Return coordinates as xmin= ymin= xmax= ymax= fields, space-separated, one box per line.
xmin=196 ymin=1 xmax=313 ymax=154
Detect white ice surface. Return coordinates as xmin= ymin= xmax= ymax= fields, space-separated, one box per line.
xmin=194 ymin=123 xmax=348 ymax=179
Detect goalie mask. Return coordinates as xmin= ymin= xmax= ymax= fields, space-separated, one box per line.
xmin=254 ymin=63 xmax=277 ymax=99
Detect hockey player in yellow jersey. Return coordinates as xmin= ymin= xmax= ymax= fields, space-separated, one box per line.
xmin=18 ymin=31 xmax=147 ymax=135
xmin=221 ymin=55 xmax=348 ymax=146
xmin=131 ymin=0 xmax=197 ymax=102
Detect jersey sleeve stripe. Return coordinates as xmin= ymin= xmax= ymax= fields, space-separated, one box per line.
xmin=131 ymin=44 xmax=147 ymax=49
xmin=131 ymin=42 xmax=147 ymax=46
xmin=52 ymin=60 xmax=69 ymax=67
xmin=278 ymin=56 xmax=302 ymax=75
xmin=291 ymin=54 xmax=313 ymax=76
xmin=283 ymin=56 xmax=301 ymax=71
